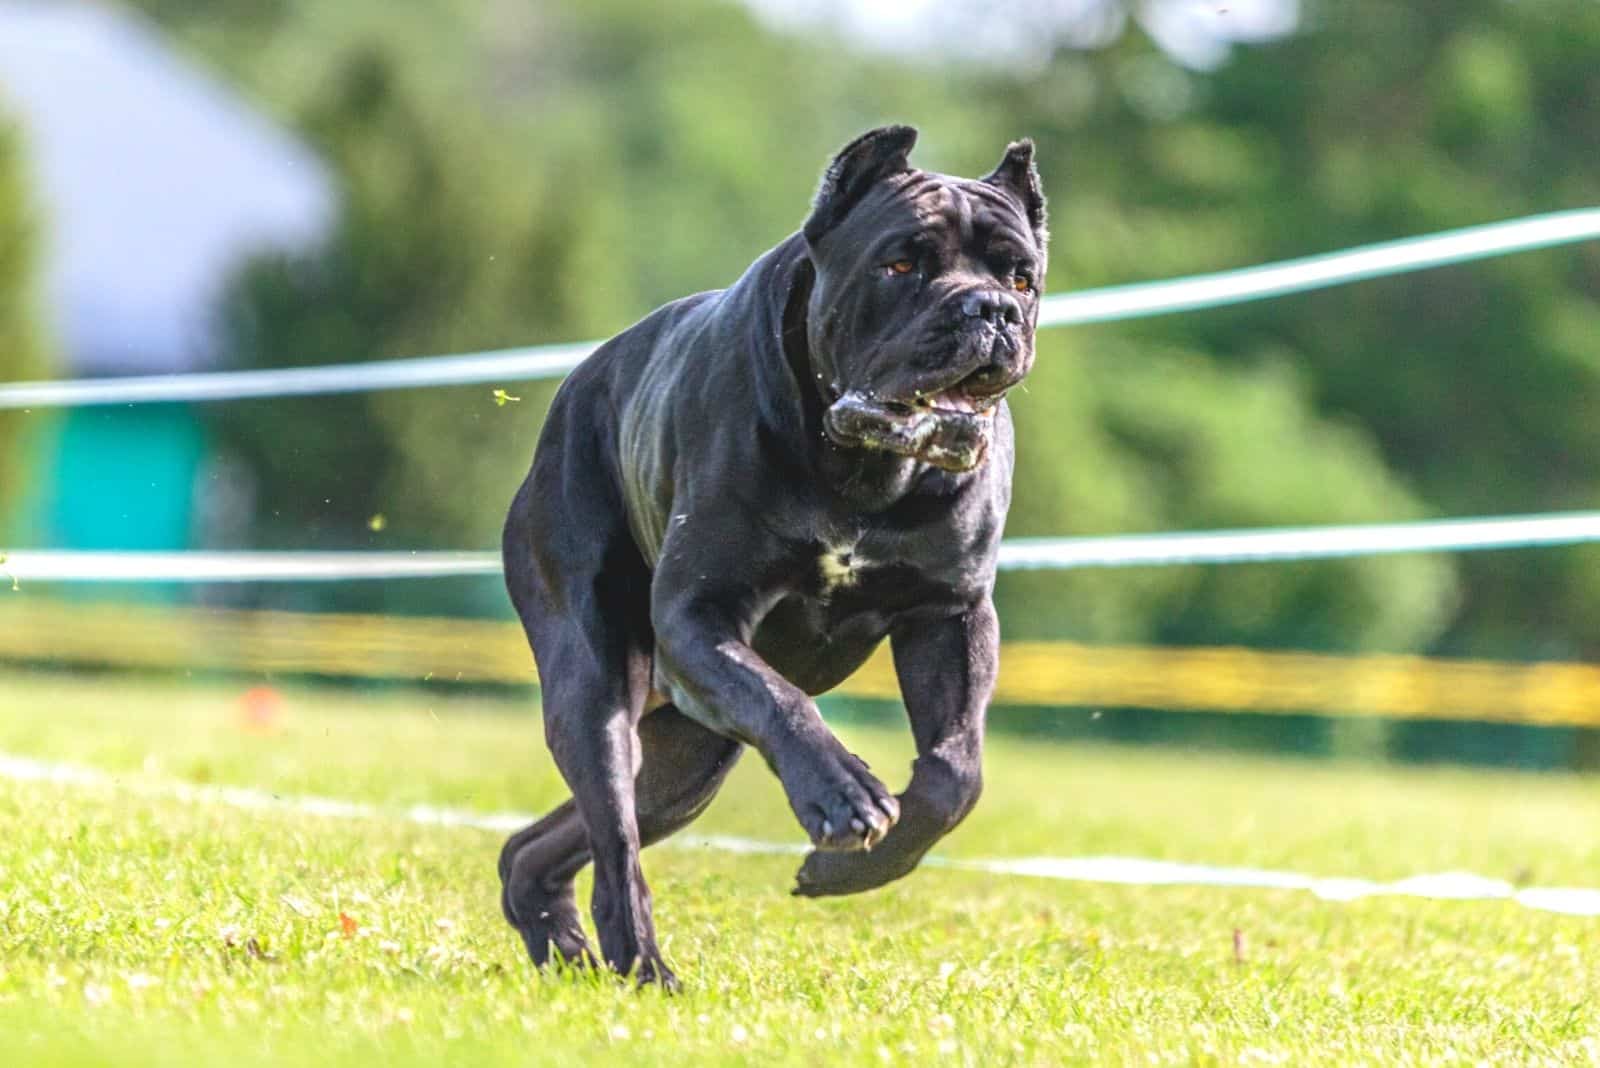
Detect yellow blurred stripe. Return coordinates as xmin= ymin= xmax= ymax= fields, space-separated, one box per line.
xmin=1 ymin=598 xmax=1597 ymax=727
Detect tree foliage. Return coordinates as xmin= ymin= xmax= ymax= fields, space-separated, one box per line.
xmin=985 ymin=0 xmax=1600 ymax=655
xmin=0 ymin=119 xmax=51 ymax=528
xmin=129 ymin=0 xmax=1599 ymax=655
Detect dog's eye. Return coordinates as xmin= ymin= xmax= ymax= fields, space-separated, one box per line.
xmin=1012 ymin=274 xmax=1034 ymax=293
xmin=886 ymin=260 xmax=915 ymax=276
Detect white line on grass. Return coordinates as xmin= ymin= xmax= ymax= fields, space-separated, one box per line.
xmin=3 ymin=750 xmax=1596 ymax=918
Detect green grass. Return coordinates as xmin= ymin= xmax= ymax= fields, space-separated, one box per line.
xmin=1 ymin=669 xmax=1597 ymax=1066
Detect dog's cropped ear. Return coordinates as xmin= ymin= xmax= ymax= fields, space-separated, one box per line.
xmin=985 ymin=139 xmax=1047 ymax=244
xmin=804 ymin=125 xmax=918 ymax=245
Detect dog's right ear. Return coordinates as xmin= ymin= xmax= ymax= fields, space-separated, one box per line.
xmin=804 ymin=125 xmax=918 ymax=245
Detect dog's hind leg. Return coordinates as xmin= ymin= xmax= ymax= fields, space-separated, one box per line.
xmin=540 ymin=649 xmax=672 ymax=985
xmin=500 ymin=408 xmax=742 ymax=985
xmin=499 ymin=394 xmax=668 ymax=983
xmin=499 ymin=707 xmax=742 ymax=974
xmin=498 ymin=799 xmax=591 ymax=967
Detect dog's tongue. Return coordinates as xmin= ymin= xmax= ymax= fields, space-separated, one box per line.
xmin=823 ymin=391 xmax=991 ymax=472
xmin=925 ymin=389 xmax=983 ymax=415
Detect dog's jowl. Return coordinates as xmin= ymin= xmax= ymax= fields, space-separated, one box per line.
xmin=499 ymin=126 xmax=1047 ymax=987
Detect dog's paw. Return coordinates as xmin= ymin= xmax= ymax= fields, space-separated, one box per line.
xmin=785 ymin=748 xmax=900 ymax=852
xmin=791 ymin=839 xmax=924 ymax=897
xmin=793 ymin=849 xmax=887 ymax=897
xmin=633 ymin=954 xmax=681 ymax=993
xmin=501 ymin=863 xmax=593 ymax=968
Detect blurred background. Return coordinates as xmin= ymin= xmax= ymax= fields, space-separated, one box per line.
xmin=1 ymin=0 xmax=1598 ymax=768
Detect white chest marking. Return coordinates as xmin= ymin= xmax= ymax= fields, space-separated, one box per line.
xmin=817 ymin=542 xmax=865 ymax=595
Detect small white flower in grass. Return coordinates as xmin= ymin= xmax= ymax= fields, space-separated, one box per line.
xmin=278 ymin=895 xmax=313 ymax=918
xmin=395 ymin=1008 xmax=414 ymax=1025
xmin=937 ymin=961 xmax=957 ymax=982
xmin=379 ymin=940 xmax=401 ymax=955
xmin=83 ymin=983 xmax=111 ymax=1006
xmin=218 ymin=924 xmax=244 ymax=947
xmin=610 ymin=1024 xmax=631 ymax=1041
xmin=153 ymin=917 xmax=172 ymax=931
xmin=434 ymin=918 xmax=455 ymax=933
xmin=125 ymin=972 xmax=157 ymax=991
xmin=938 ymin=1038 xmax=958 ymax=1055
xmin=730 ymin=1024 xmax=749 ymax=1044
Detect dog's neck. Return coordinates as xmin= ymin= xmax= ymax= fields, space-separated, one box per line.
xmin=778 ymin=253 xmax=963 ymax=513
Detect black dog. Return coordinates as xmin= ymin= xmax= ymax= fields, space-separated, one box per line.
xmin=500 ymin=126 xmax=1047 ymax=987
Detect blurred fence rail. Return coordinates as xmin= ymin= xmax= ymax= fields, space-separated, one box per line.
xmin=3 ymin=600 xmax=1597 ymax=728
xmin=7 ymin=510 xmax=1600 ymax=583
xmin=2 ymin=207 xmax=1597 ymax=409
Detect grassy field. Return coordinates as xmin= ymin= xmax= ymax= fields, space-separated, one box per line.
xmin=0 ymin=669 xmax=1597 ymax=1066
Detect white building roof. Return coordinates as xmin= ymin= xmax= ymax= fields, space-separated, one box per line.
xmin=0 ymin=1 xmax=334 ymax=374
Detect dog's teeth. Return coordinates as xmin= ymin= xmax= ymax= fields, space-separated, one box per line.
xmin=821 ymin=819 xmax=834 ymax=838
xmin=850 ymin=818 xmax=867 ymax=835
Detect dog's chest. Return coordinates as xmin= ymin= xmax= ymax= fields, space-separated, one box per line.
xmin=800 ymin=528 xmax=968 ymax=609
xmin=754 ymin=529 xmax=985 ymax=695
xmin=815 ymin=540 xmax=867 ymax=597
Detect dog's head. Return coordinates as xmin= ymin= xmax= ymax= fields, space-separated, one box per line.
xmin=800 ymin=125 xmax=1047 ymax=473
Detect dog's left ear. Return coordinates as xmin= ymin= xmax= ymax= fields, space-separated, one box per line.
xmin=985 ymin=139 xmax=1048 ymax=244
xmin=804 ymin=125 xmax=919 ymax=245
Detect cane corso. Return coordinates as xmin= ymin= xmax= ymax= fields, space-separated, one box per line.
xmin=500 ymin=125 xmax=1047 ymax=987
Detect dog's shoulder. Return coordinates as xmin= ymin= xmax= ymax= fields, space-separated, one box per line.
xmin=575 ymin=289 xmax=726 ymax=387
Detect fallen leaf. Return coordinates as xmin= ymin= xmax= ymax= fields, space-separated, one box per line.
xmin=238 ymin=686 xmax=284 ymax=732
xmin=340 ymin=912 xmax=359 ymax=938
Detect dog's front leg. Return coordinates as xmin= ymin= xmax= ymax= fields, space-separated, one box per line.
xmin=793 ymin=599 xmax=997 ymax=896
xmin=652 ymin=587 xmax=901 ymax=852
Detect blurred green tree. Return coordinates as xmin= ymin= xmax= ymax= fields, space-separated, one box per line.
xmin=128 ymin=0 xmax=1597 ymax=663
xmin=985 ymin=0 xmax=1600 ymax=656
xmin=0 ymin=119 xmax=52 ymax=529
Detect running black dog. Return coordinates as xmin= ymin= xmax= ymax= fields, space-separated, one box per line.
xmin=500 ymin=126 xmax=1047 ymax=987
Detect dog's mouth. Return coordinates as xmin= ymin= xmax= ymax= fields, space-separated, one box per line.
xmin=823 ymin=382 xmax=1005 ymax=472
xmin=904 ymin=386 xmax=1004 ymax=417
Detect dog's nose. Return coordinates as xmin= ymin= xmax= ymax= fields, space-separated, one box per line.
xmin=960 ymin=289 xmax=1023 ymax=327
